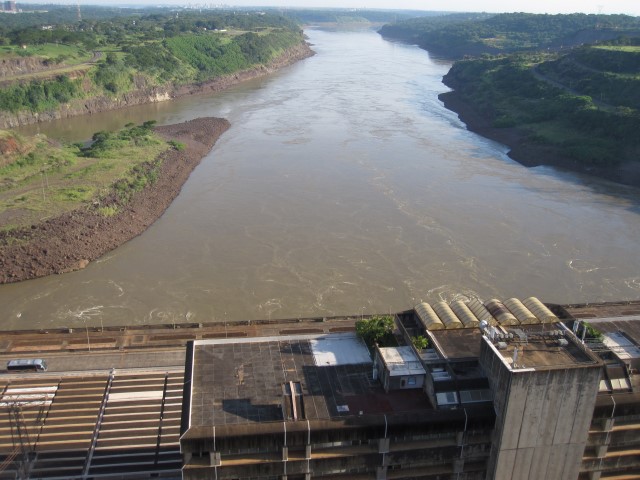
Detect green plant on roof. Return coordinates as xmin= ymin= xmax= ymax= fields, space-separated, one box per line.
xmin=356 ymin=315 xmax=395 ymax=348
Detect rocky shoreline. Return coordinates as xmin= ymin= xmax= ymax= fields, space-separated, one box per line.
xmin=0 ymin=117 xmax=229 ymax=284
xmin=0 ymin=42 xmax=315 ymax=129
xmin=438 ymin=90 xmax=640 ymax=188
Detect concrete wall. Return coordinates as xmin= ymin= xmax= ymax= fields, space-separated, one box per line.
xmin=480 ymin=339 xmax=602 ymax=480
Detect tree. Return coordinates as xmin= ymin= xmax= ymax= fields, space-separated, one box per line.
xmin=355 ymin=315 xmax=395 ymax=349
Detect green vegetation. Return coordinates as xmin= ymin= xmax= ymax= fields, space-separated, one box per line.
xmin=411 ymin=335 xmax=429 ymax=350
xmin=168 ymin=140 xmax=185 ymax=151
xmin=583 ymin=322 xmax=603 ymax=341
xmin=380 ymin=13 xmax=640 ymax=59
xmin=97 ymin=205 xmax=119 ymax=217
xmin=0 ymin=76 xmax=83 ymax=113
xmin=356 ymin=315 xmax=396 ymax=350
xmin=0 ymin=43 xmax=91 ymax=66
xmin=0 ymin=9 xmax=307 ymax=115
xmin=443 ymin=41 xmax=640 ymax=169
xmin=0 ymin=122 xmax=173 ymax=231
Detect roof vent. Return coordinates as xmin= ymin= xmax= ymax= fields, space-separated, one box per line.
xmin=282 ymin=381 xmax=305 ymax=420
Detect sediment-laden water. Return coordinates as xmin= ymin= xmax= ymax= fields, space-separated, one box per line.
xmin=3 ymin=28 xmax=640 ymax=330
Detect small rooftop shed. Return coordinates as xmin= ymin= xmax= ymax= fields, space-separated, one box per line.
xmin=374 ymin=346 xmax=427 ymax=393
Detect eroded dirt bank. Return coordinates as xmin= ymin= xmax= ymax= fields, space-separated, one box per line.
xmin=438 ymin=90 xmax=640 ymax=188
xmin=0 ymin=117 xmax=229 ymax=284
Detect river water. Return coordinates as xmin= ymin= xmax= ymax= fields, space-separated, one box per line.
xmin=3 ymin=28 xmax=640 ymax=330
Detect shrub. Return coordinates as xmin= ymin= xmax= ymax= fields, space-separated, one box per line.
xmin=168 ymin=140 xmax=185 ymax=150
xmin=97 ymin=205 xmax=118 ymax=217
xmin=411 ymin=335 xmax=429 ymax=350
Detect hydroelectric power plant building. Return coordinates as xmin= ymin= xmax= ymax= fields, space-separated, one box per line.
xmin=0 ymin=298 xmax=638 ymax=479
xmin=179 ymin=298 xmax=640 ymax=480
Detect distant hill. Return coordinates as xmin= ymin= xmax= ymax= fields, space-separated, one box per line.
xmin=273 ymin=8 xmax=440 ymax=26
xmin=379 ymin=13 xmax=640 ymax=58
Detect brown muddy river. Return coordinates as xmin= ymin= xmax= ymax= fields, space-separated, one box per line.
xmin=3 ymin=29 xmax=640 ymax=330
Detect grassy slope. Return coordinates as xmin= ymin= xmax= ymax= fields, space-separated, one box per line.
xmin=0 ymin=43 xmax=92 ymax=65
xmin=0 ymin=14 xmax=304 ymax=114
xmin=0 ymin=125 xmax=170 ymax=232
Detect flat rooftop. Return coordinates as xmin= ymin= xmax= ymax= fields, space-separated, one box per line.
xmin=486 ymin=324 xmax=598 ymax=370
xmin=188 ymin=333 xmax=435 ymax=428
xmin=429 ymin=328 xmax=483 ymax=360
xmin=579 ymin=316 xmax=640 ymax=348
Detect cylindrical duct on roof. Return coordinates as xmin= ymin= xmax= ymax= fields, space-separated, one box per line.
xmin=466 ymin=298 xmax=496 ymax=325
xmin=504 ymin=298 xmax=539 ymax=324
xmin=414 ymin=302 xmax=445 ymax=331
xmin=523 ymin=297 xmax=558 ymax=324
xmin=433 ymin=301 xmax=464 ymax=329
xmin=450 ymin=300 xmax=480 ymax=328
xmin=484 ymin=299 xmax=519 ymax=326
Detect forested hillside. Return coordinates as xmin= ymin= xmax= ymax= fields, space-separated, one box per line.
xmin=440 ymin=36 xmax=640 ymax=183
xmin=0 ymin=9 xmax=309 ymax=124
xmin=379 ymin=13 xmax=640 ymax=58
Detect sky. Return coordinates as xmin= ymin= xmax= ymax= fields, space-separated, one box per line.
xmin=17 ymin=0 xmax=640 ymax=16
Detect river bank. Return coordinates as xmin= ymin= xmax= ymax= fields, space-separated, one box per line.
xmin=0 ymin=117 xmax=229 ymax=284
xmin=0 ymin=42 xmax=315 ymax=129
xmin=439 ymin=88 xmax=640 ymax=188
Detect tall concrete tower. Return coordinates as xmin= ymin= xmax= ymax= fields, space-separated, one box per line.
xmin=479 ymin=328 xmax=602 ymax=480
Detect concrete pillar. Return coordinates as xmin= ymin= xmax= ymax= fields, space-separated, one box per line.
xmin=305 ymin=444 xmax=312 ymax=459
xmin=456 ymin=431 xmax=464 ymax=446
xmin=595 ymin=444 xmax=608 ymax=458
xmin=282 ymin=446 xmax=288 ymax=461
xmin=453 ymin=458 xmax=464 ymax=474
xmin=182 ymin=452 xmax=192 ymax=464
xmin=209 ymin=451 xmax=221 ymax=467
xmin=589 ymin=471 xmax=602 ymax=480
xmin=378 ymin=437 xmax=390 ymax=453
xmin=376 ymin=466 xmax=388 ymax=480
xmin=602 ymin=418 xmax=614 ymax=431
